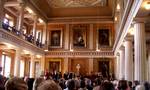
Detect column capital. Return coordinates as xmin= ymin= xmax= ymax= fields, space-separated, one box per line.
xmin=124 ymin=35 xmax=133 ymax=42
xmin=119 ymin=46 xmax=125 ymax=51
xmin=116 ymin=52 xmax=120 ymax=56
xmin=132 ymin=17 xmax=147 ymax=24
xmin=115 ymin=52 xmax=120 ymax=56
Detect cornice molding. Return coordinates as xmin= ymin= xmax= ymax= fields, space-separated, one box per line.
xmin=0 ymin=28 xmax=45 ymax=55
xmin=48 ymin=16 xmax=113 ymax=24
xmin=45 ymin=51 xmax=114 ymax=58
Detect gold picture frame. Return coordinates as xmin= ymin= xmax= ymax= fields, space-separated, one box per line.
xmin=97 ymin=28 xmax=112 ymax=48
xmin=72 ymin=24 xmax=87 ymax=48
xmin=48 ymin=28 xmax=63 ymax=48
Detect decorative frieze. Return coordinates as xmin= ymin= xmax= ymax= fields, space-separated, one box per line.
xmin=46 ymin=51 xmax=114 ymax=58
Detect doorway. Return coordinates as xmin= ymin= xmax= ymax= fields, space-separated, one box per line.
xmin=99 ymin=61 xmax=109 ymax=78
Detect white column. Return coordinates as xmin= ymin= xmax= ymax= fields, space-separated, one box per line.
xmin=116 ymin=53 xmax=120 ymax=79
xmin=42 ymin=23 xmax=48 ymax=45
xmin=119 ymin=46 xmax=125 ymax=79
xmin=89 ymin=24 xmax=94 ymax=49
xmin=17 ymin=3 xmax=25 ymax=33
xmin=124 ymin=37 xmax=133 ymax=81
xmin=134 ymin=22 xmax=146 ymax=82
xmin=14 ymin=49 xmax=21 ymax=77
xmin=30 ymin=55 xmax=35 ymax=78
xmin=33 ymin=15 xmax=38 ymax=43
xmin=88 ymin=58 xmax=93 ymax=74
xmin=64 ymin=24 xmax=70 ymax=50
xmin=63 ymin=58 xmax=69 ymax=73
xmin=0 ymin=0 xmax=5 ymax=28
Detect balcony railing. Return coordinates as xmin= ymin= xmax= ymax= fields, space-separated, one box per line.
xmin=2 ymin=23 xmax=44 ymax=48
xmin=0 ymin=23 xmax=45 ymax=54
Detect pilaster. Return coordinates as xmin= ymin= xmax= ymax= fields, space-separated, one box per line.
xmin=14 ymin=49 xmax=22 ymax=77
xmin=64 ymin=24 xmax=70 ymax=50
xmin=30 ymin=55 xmax=35 ymax=78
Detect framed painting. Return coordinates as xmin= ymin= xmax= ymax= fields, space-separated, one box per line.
xmin=49 ymin=29 xmax=63 ymax=48
xmin=49 ymin=61 xmax=60 ymax=72
xmin=72 ymin=25 xmax=87 ymax=48
xmin=97 ymin=29 xmax=110 ymax=47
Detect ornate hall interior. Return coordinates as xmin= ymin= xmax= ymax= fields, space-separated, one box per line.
xmin=0 ymin=0 xmax=150 ymax=85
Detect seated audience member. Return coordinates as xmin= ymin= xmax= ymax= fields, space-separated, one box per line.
xmin=5 ymin=77 xmax=28 ymax=90
xmin=33 ymin=77 xmax=44 ymax=90
xmin=100 ymin=82 xmax=115 ymax=90
xmin=144 ymin=82 xmax=150 ymax=90
xmin=78 ymin=80 xmax=88 ymax=90
xmin=58 ymin=78 xmax=66 ymax=89
xmin=93 ymin=78 xmax=101 ymax=90
xmin=128 ymin=81 xmax=133 ymax=90
xmin=27 ymin=78 xmax=35 ymax=90
xmin=37 ymin=80 xmax=61 ymax=90
xmin=85 ymin=78 xmax=93 ymax=90
xmin=117 ymin=80 xmax=128 ymax=90
xmin=65 ymin=79 xmax=76 ymax=90
xmin=132 ymin=80 xmax=140 ymax=90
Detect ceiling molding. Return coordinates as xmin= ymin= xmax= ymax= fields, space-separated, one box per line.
xmin=48 ymin=16 xmax=113 ymax=24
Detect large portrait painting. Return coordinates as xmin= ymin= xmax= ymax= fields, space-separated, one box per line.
xmin=98 ymin=29 xmax=110 ymax=47
xmin=49 ymin=61 xmax=60 ymax=72
xmin=49 ymin=29 xmax=62 ymax=48
xmin=72 ymin=25 xmax=87 ymax=48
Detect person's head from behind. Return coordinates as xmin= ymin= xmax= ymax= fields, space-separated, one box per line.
xmin=80 ymin=80 xmax=86 ymax=88
xmin=118 ymin=80 xmax=128 ymax=90
xmin=5 ymin=77 xmax=28 ymax=90
xmin=37 ymin=80 xmax=61 ymax=90
xmin=67 ymin=79 xmax=75 ymax=90
xmin=133 ymin=80 xmax=140 ymax=86
xmin=100 ymin=82 xmax=115 ymax=90
xmin=128 ymin=81 xmax=132 ymax=88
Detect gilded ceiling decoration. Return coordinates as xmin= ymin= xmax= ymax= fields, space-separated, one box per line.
xmin=47 ymin=0 xmax=107 ymax=8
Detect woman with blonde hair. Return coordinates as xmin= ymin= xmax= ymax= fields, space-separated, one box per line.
xmin=37 ymin=80 xmax=62 ymax=90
